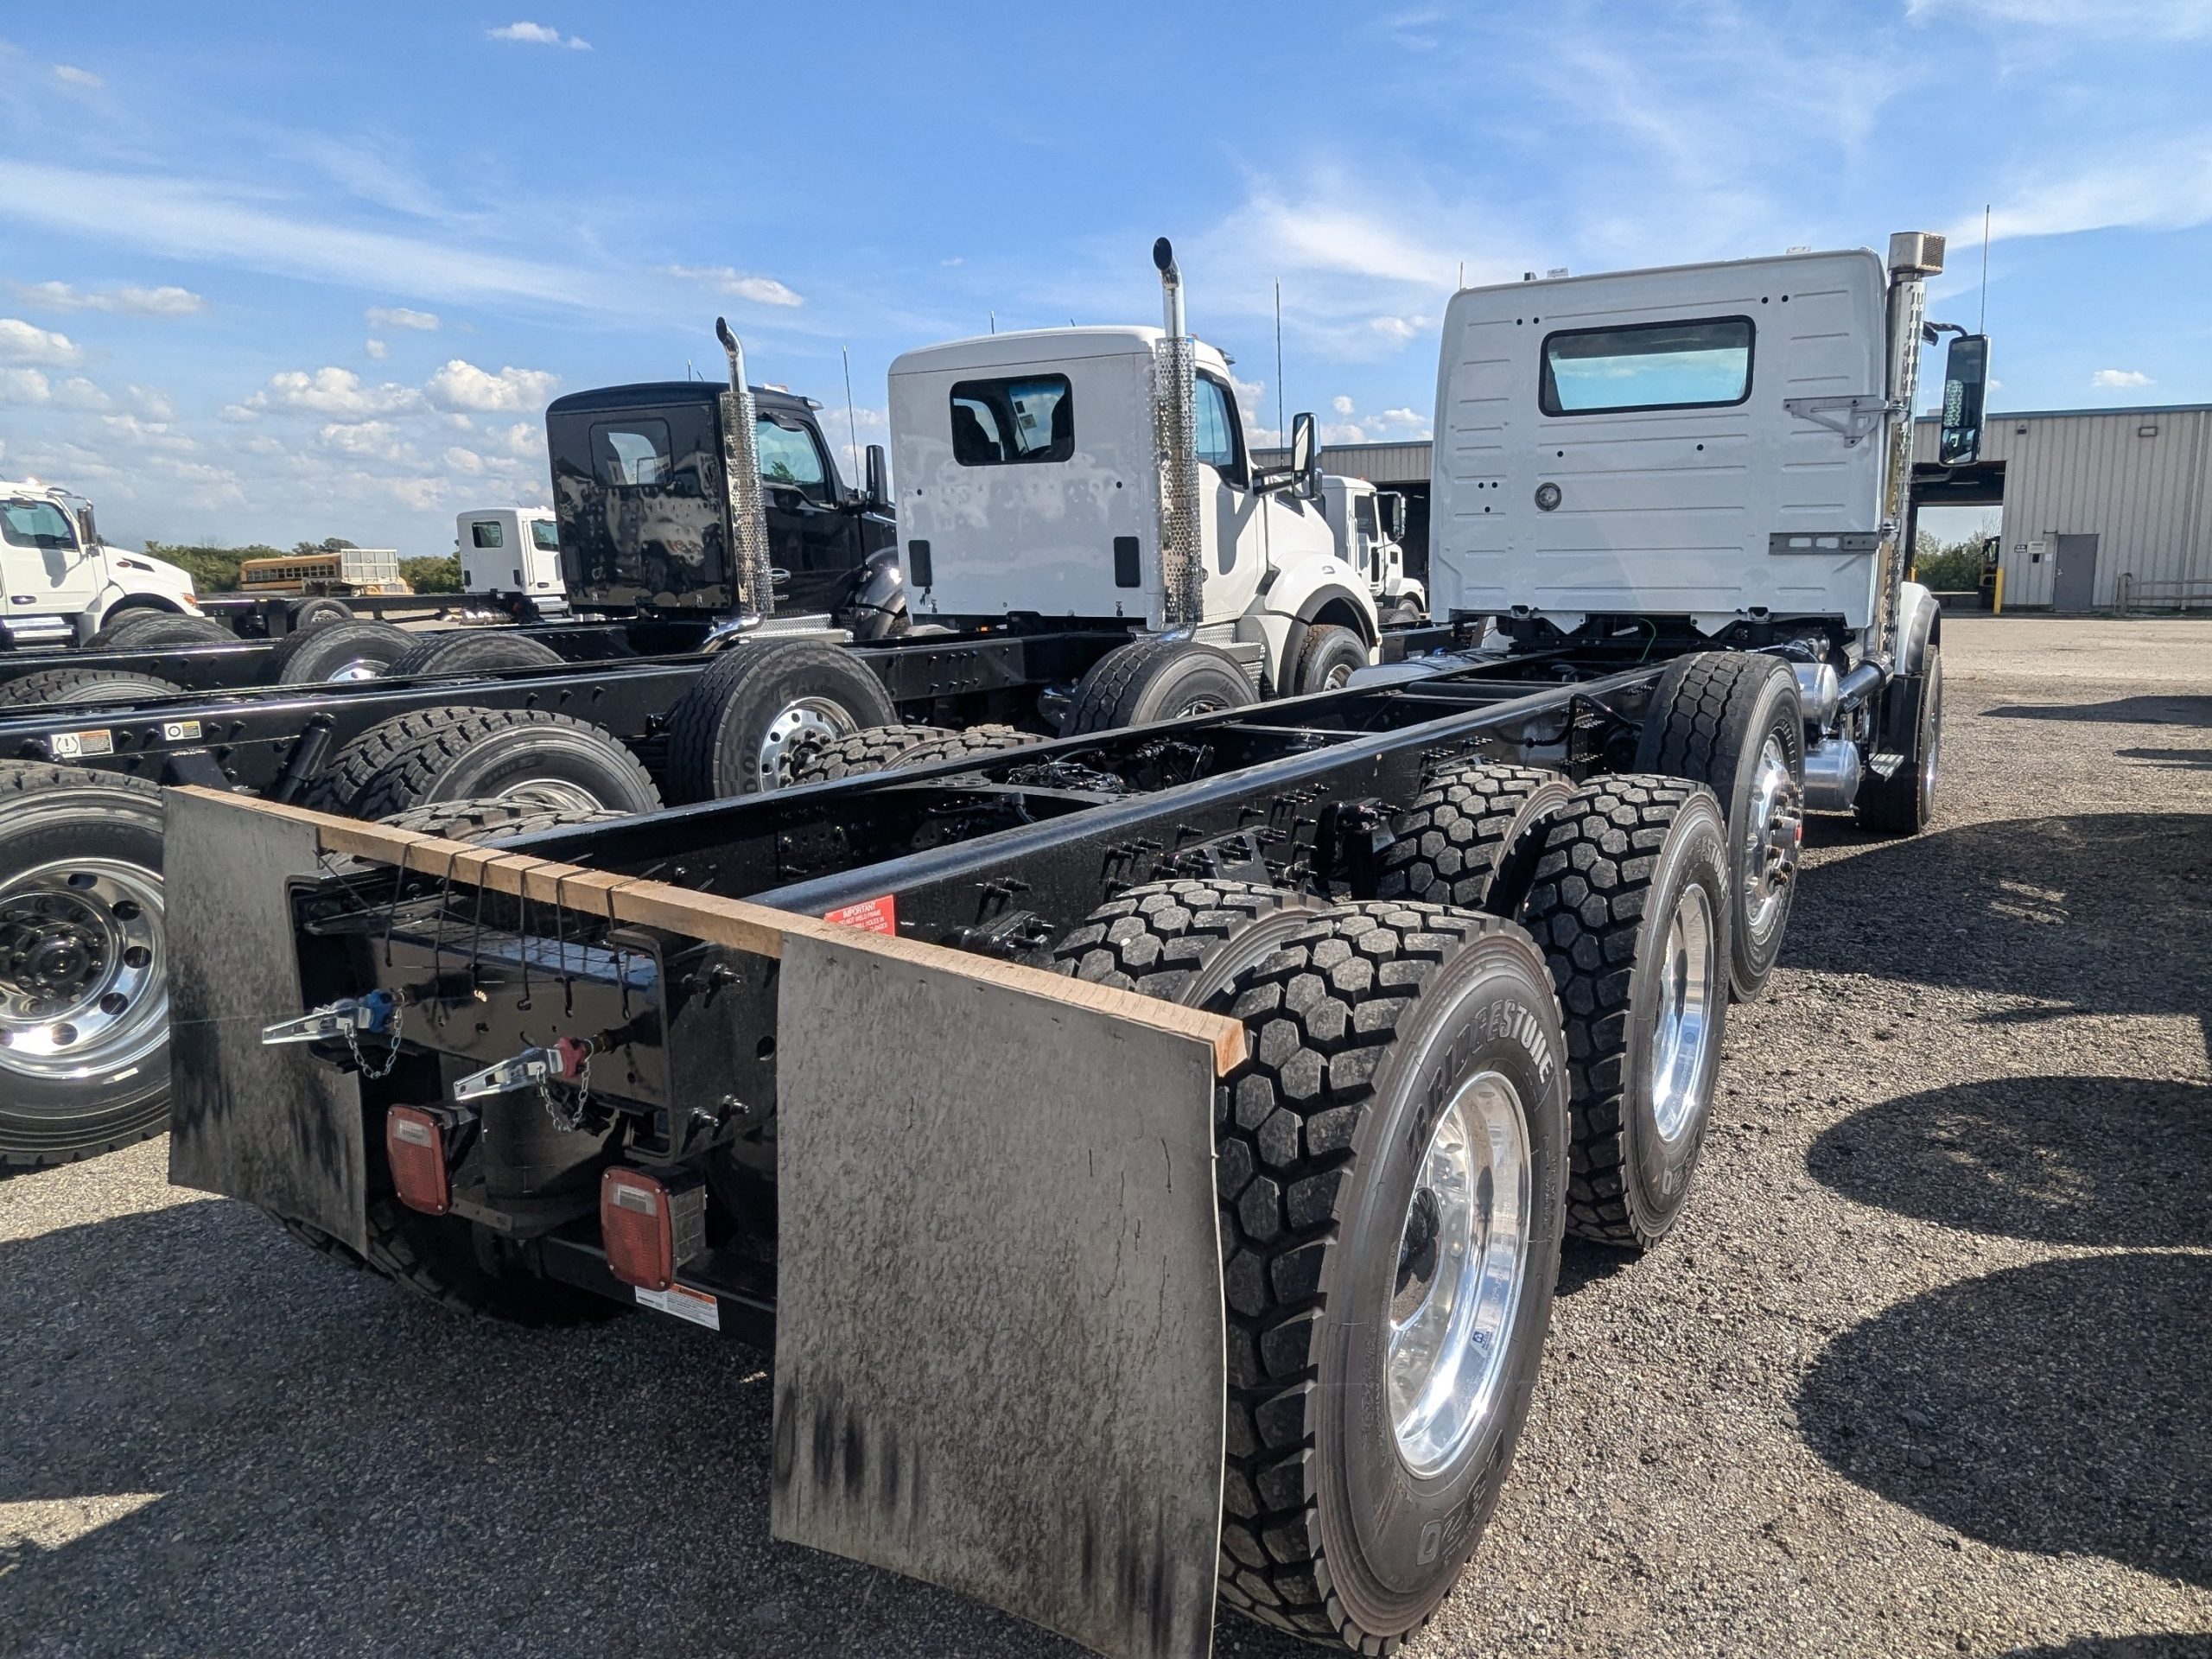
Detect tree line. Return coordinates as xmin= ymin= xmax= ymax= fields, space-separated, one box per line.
xmin=145 ymin=537 xmax=461 ymax=594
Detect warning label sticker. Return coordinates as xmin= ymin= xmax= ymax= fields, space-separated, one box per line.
xmin=634 ymin=1283 xmax=721 ymax=1332
xmin=50 ymin=728 xmax=114 ymax=760
xmin=823 ymin=894 xmax=896 ymax=934
xmin=161 ymin=720 xmax=203 ymax=743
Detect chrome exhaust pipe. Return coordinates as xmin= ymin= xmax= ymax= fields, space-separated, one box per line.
xmin=1152 ymin=238 xmax=1204 ymax=632
xmin=715 ymin=316 xmax=774 ymax=623
xmin=1835 ymin=659 xmax=1887 ymax=712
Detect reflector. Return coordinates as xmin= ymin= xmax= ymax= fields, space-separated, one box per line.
xmin=601 ymin=1167 xmax=705 ymax=1292
xmin=385 ymin=1106 xmax=452 ymax=1216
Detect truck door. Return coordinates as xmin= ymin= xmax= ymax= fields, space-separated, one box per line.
xmin=754 ymin=413 xmax=853 ymax=614
xmin=0 ymin=495 xmax=99 ymax=619
xmin=1193 ymin=372 xmax=1263 ymax=621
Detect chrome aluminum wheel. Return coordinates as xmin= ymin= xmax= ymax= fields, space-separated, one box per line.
xmin=1649 ymin=882 xmax=1719 ymax=1143
xmin=325 ymin=659 xmax=388 ymax=683
xmin=489 ymin=777 xmax=607 ymax=814
xmin=1388 ymin=1071 xmax=1533 ymax=1478
xmin=1922 ymin=666 xmax=1943 ymax=802
xmin=0 ymin=857 xmax=168 ymax=1082
xmin=757 ymin=697 xmax=859 ymax=789
xmin=1742 ymin=736 xmax=1802 ymax=938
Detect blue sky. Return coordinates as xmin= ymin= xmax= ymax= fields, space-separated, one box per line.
xmin=2 ymin=0 xmax=2209 ymax=555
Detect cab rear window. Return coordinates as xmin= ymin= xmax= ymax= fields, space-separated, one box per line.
xmin=1540 ymin=317 xmax=1754 ymax=416
xmin=950 ymin=375 xmax=1074 ymax=465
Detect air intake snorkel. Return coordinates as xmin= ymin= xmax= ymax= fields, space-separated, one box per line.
xmin=715 ymin=316 xmax=775 ymax=628
xmin=1152 ymin=238 xmax=1204 ymax=633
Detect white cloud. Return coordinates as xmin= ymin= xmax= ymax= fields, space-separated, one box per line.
xmin=1967 ymin=138 xmax=2212 ymax=247
xmin=1321 ymin=423 xmax=1369 ymax=446
xmin=2091 ymin=368 xmax=2154 ymax=389
xmin=10 ymin=281 xmax=205 ymax=316
xmin=53 ymin=376 xmax=111 ymax=410
xmin=443 ymin=446 xmax=486 ymax=474
xmin=0 ymin=317 xmax=82 ymax=366
xmin=423 ymin=359 xmax=558 ymax=413
xmin=318 ymin=421 xmax=412 ymax=462
xmin=52 ymin=64 xmax=103 ymax=91
xmin=486 ymin=22 xmax=591 ymax=49
xmin=663 ymin=264 xmax=805 ymax=308
xmin=1331 ymin=394 xmax=1356 ymax=415
xmin=1907 ymin=0 xmax=2212 ymax=38
xmin=0 ymin=367 xmax=52 ymax=405
xmin=365 ymin=338 xmax=389 ymax=360
xmin=366 ymin=305 xmax=439 ymax=331
xmin=248 ymin=366 xmax=421 ymax=420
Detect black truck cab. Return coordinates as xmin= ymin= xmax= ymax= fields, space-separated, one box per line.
xmin=546 ymin=381 xmax=897 ymax=625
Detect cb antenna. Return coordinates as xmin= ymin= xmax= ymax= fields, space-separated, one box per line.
xmin=842 ymin=346 xmax=861 ymax=480
xmin=1274 ymin=278 xmax=1285 ymax=442
xmin=1979 ymin=203 xmax=1991 ymax=334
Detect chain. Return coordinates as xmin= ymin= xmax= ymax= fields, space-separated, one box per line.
xmin=343 ymin=1001 xmax=406 ymax=1080
xmin=540 ymin=1048 xmax=591 ymax=1131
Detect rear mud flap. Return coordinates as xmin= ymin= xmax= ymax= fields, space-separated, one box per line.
xmin=771 ymin=934 xmax=1225 ymax=1659
xmin=164 ymin=789 xmax=367 ymax=1253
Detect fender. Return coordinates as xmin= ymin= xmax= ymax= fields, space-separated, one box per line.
xmin=1262 ymin=571 xmax=1381 ymax=696
xmin=88 ymin=583 xmax=188 ymax=631
xmin=1896 ymin=580 xmax=1941 ymax=675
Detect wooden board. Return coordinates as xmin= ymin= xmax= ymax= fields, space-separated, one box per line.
xmin=770 ymin=932 xmax=1224 ymax=1659
xmin=167 ymin=786 xmax=1248 ymax=1076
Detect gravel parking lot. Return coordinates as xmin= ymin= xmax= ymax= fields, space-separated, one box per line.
xmin=3 ymin=613 xmax=2206 ymax=1659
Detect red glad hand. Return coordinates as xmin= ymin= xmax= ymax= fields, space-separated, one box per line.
xmin=553 ymin=1037 xmax=594 ymax=1077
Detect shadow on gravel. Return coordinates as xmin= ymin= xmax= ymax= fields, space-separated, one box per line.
xmin=1999 ymin=1641 xmax=2212 ymax=1659
xmin=1792 ymin=811 xmax=2212 ymax=1031
xmin=1554 ymin=1236 xmax=1634 ymax=1296
xmin=0 ymin=1198 xmax=1091 ymax=1657
xmin=1808 ymin=1075 xmax=2211 ymax=1247
xmin=1981 ymin=694 xmax=2212 ymax=727
xmin=1797 ymin=1253 xmax=2211 ymax=1588
xmin=2120 ymin=746 xmax=2212 ymax=772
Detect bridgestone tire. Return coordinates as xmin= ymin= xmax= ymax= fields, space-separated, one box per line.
xmin=887 ymin=723 xmax=1044 ymax=770
xmin=789 ymin=723 xmax=955 ymax=785
xmin=381 ymin=630 xmax=564 ymax=679
xmin=348 ymin=708 xmax=660 ymax=822
xmin=0 ymin=667 xmax=183 ymax=707
xmin=1204 ymin=902 xmax=1567 ymax=1649
xmin=288 ymin=597 xmax=355 ymax=630
xmin=1060 ymin=639 xmax=1258 ymax=736
xmin=302 ymin=708 xmax=479 ymax=815
xmin=87 ymin=613 xmax=230 ymax=651
xmin=0 ymin=762 xmax=171 ymax=1166
xmin=376 ymin=798 xmax=621 ymax=842
xmin=1375 ymin=761 xmax=1575 ymax=915
xmin=663 ymin=639 xmax=899 ymax=801
xmin=1515 ymin=778 xmax=1731 ymax=1249
xmin=268 ymin=620 xmax=413 ymax=684
xmin=1856 ymin=645 xmax=1942 ymax=836
xmin=1291 ymin=624 xmax=1370 ymax=696
xmin=1633 ymin=652 xmax=1805 ymax=1000
xmin=1052 ymin=877 xmax=1322 ymax=1002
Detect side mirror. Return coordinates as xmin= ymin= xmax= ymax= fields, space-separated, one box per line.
xmin=864 ymin=443 xmax=890 ymax=512
xmin=74 ymin=505 xmax=97 ymax=548
xmin=1380 ymin=492 xmax=1406 ymax=539
xmin=1938 ymin=334 xmax=1989 ymax=467
xmin=1289 ymin=412 xmax=1321 ymax=499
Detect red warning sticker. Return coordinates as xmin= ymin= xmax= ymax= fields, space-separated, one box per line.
xmin=823 ymin=894 xmax=897 ymax=934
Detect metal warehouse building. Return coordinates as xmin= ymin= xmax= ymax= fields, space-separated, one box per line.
xmin=1276 ymin=404 xmax=2212 ymax=613
xmin=1910 ymin=404 xmax=2212 ymax=611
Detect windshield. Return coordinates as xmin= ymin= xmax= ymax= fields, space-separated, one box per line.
xmin=1 ymin=499 xmax=78 ymax=550
xmin=531 ymin=519 xmax=560 ymax=551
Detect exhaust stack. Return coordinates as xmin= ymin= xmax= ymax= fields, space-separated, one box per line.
xmin=1152 ymin=238 xmax=1204 ymax=632
xmin=715 ymin=317 xmax=776 ymax=621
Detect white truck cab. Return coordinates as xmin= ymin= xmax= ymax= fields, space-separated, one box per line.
xmin=889 ymin=251 xmax=1379 ymax=698
xmin=456 ymin=506 xmax=569 ymax=614
xmin=1321 ymin=474 xmax=1425 ymax=623
xmin=0 ymin=480 xmax=200 ymax=646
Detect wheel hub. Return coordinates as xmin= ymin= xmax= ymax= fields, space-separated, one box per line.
xmin=1649 ymin=882 xmax=1719 ymax=1143
xmin=757 ymin=697 xmax=859 ymax=789
xmin=0 ymin=859 xmax=167 ymax=1079
xmin=1742 ymin=736 xmax=1803 ymax=936
xmin=1387 ymin=1071 xmax=1532 ymax=1479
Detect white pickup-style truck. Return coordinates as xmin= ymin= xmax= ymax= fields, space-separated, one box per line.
xmin=0 ymin=480 xmax=201 ymax=647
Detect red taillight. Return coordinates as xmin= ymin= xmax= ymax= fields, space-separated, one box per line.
xmin=386 ymin=1105 xmax=453 ymax=1215
xmin=600 ymin=1167 xmax=706 ymax=1292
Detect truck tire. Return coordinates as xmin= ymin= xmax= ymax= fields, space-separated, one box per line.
xmin=85 ymin=612 xmax=227 ymax=651
xmin=269 ymin=620 xmax=414 ymax=684
xmin=381 ymin=630 xmax=564 ymax=679
xmin=376 ymin=798 xmax=622 ymax=842
xmin=1059 ymin=890 xmax=1568 ymax=1650
xmin=887 ymin=723 xmax=1045 ymax=769
xmin=789 ymin=723 xmax=956 ymax=785
xmin=1515 ymin=778 xmax=1730 ymax=1249
xmin=663 ymin=639 xmax=899 ymax=801
xmin=1856 ymin=645 xmax=1942 ymax=836
xmin=1386 ymin=596 xmax=1424 ymax=627
xmin=1633 ymin=652 xmax=1803 ymax=1000
xmin=348 ymin=708 xmax=660 ymax=822
xmin=302 ymin=708 xmax=479 ymax=815
xmin=288 ymin=596 xmax=355 ymax=630
xmin=1060 ymin=639 xmax=1257 ymax=735
xmin=1374 ymin=761 xmax=1576 ymax=913
xmin=0 ymin=762 xmax=170 ymax=1166
xmin=81 ymin=607 xmax=183 ymax=651
xmin=1290 ymin=623 xmax=1370 ymax=696
xmin=0 ymin=666 xmax=184 ymax=707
